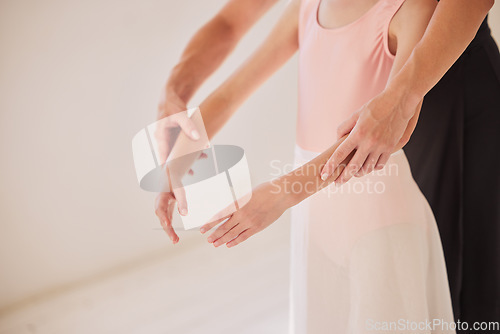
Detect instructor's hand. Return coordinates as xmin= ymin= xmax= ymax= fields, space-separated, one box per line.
xmin=155 ymin=192 xmax=181 ymax=244
xmin=321 ymin=91 xmax=419 ymax=184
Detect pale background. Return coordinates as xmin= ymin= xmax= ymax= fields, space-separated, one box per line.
xmin=0 ymin=0 xmax=499 ymax=331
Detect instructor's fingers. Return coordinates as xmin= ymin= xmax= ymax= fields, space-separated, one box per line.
xmin=355 ymin=153 xmax=380 ymax=177
xmin=375 ymin=152 xmax=391 ymax=171
xmin=155 ymin=203 xmax=179 ymax=243
xmin=335 ymin=149 xmax=368 ymax=184
xmin=336 ymin=111 xmax=359 ymax=139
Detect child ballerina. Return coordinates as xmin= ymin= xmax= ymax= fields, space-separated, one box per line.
xmin=157 ymin=0 xmax=455 ymax=332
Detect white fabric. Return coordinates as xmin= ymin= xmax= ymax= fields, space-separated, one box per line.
xmin=289 ymin=145 xmax=455 ymax=334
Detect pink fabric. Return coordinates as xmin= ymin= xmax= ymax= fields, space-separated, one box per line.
xmin=289 ymin=1 xmax=456 ymax=333
xmin=297 ymin=0 xmax=402 ymax=152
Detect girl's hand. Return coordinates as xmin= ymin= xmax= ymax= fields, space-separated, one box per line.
xmin=199 ymin=181 xmax=290 ymax=248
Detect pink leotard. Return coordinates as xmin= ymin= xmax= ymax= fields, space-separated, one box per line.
xmin=297 ymin=0 xmax=403 ymax=152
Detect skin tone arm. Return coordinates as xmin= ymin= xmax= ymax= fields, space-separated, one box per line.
xmin=322 ymin=0 xmax=495 ymax=184
xmin=200 ymin=137 xmax=352 ymax=248
xmin=157 ymin=0 xmax=279 ymax=137
xmin=155 ymin=0 xmax=300 ymax=244
xmin=197 ymin=3 xmax=300 ymax=139
xmin=155 ymin=0 xmax=278 ymax=243
xmin=201 ymin=0 xmax=438 ymax=248
xmin=155 ymin=1 xmax=278 ymax=238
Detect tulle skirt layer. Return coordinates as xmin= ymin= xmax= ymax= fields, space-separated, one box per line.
xmin=289 ymin=145 xmax=455 ymax=334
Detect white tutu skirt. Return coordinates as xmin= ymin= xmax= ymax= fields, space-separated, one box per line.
xmin=289 ymin=145 xmax=455 ymax=334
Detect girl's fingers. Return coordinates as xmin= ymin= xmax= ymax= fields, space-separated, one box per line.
xmin=199 ymin=214 xmax=232 ymax=234
xmin=155 ymin=207 xmax=179 ymax=244
xmin=212 ymin=223 xmax=243 ymax=247
xmin=200 ymin=202 xmax=238 ymax=233
xmin=226 ymin=229 xmax=252 ymax=248
xmin=321 ymin=137 xmax=356 ymax=180
xmin=207 ymin=218 xmax=239 ymax=244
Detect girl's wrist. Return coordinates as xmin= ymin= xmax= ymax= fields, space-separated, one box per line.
xmin=268 ymin=176 xmax=304 ymax=211
xmin=266 ymin=178 xmax=297 ymax=211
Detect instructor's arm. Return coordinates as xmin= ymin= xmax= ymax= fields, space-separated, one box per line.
xmin=155 ymin=0 xmax=278 ymax=243
xmin=323 ymin=0 xmax=495 ymax=184
xmin=158 ymin=0 xmax=279 ymax=129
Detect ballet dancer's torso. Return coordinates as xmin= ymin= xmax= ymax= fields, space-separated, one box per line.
xmin=297 ymin=0 xmax=401 ymax=152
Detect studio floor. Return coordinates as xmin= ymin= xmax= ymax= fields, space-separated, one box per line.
xmin=0 ymin=230 xmax=290 ymax=334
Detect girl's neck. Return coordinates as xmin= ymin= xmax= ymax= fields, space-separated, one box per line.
xmin=317 ymin=0 xmax=380 ymax=30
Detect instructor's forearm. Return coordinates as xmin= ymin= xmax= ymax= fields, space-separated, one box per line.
xmin=166 ymin=0 xmax=279 ymax=103
xmin=166 ymin=20 xmax=242 ymax=102
xmin=387 ymin=0 xmax=494 ymax=116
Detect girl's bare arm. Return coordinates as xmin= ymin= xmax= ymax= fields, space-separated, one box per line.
xmin=199 ymin=0 xmax=300 ymax=139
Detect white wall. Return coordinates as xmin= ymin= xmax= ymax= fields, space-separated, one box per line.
xmin=491 ymin=1 xmax=500 ymax=37
xmin=0 ymin=0 xmax=499 ymax=311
